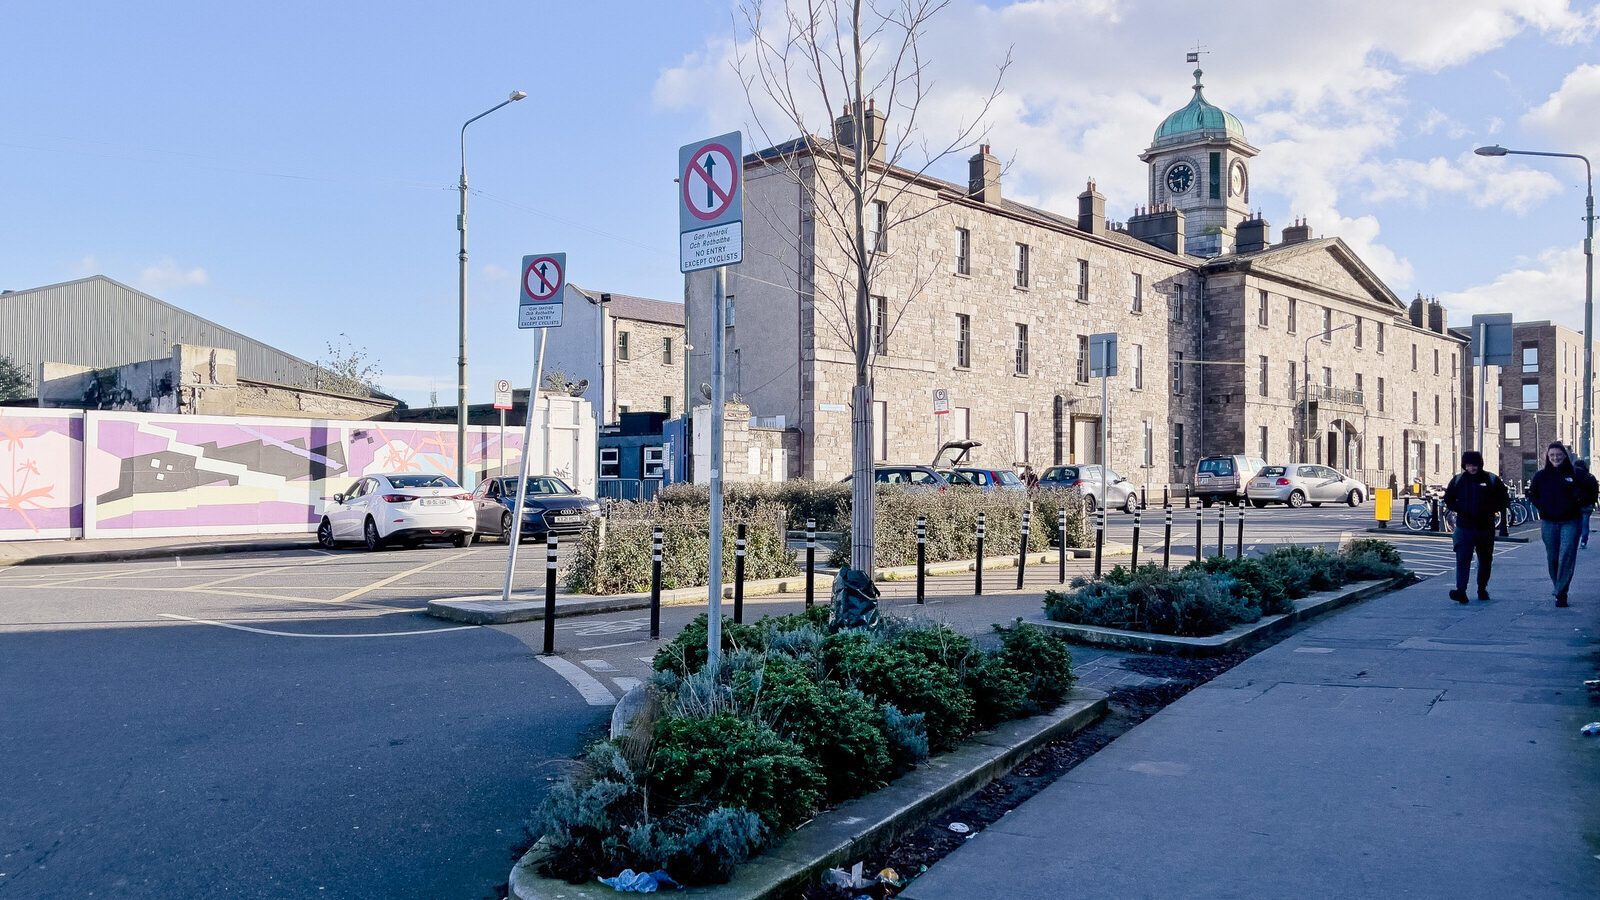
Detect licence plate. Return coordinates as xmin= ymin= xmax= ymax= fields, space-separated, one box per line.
xmin=421 ymin=498 xmax=449 ymax=507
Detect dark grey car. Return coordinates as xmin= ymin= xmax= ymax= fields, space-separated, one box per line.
xmin=471 ymin=476 xmax=600 ymax=542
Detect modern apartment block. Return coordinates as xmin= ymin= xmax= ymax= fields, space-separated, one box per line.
xmin=687 ymin=66 xmax=1467 ymax=489
xmin=1496 ymin=320 xmax=1597 ymax=481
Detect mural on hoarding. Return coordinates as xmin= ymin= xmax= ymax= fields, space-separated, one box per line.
xmin=0 ymin=401 xmax=596 ymax=541
xmin=0 ymin=412 xmax=84 ymax=538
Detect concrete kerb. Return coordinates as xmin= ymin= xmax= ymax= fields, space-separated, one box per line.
xmin=508 ymin=688 xmax=1108 ymax=900
xmin=0 ymin=534 xmax=316 ymax=568
xmin=1029 ymin=575 xmax=1407 ymax=656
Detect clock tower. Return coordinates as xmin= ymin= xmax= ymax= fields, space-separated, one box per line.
xmin=1139 ymin=66 xmax=1258 ymax=256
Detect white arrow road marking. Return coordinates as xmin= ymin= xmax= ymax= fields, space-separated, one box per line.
xmin=157 ymin=613 xmax=477 ymax=638
xmin=537 ymin=656 xmax=616 ymax=706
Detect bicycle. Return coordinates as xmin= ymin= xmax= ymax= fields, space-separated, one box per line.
xmin=1506 ymin=496 xmax=1536 ymax=527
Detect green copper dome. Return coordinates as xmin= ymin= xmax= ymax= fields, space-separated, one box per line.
xmin=1153 ymin=68 xmax=1245 ymax=143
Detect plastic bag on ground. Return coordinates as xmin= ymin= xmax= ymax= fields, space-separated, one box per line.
xmin=598 ymin=868 xmax=678 ymax=892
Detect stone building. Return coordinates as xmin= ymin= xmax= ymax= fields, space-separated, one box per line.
xmin=1496 ymin=320 xmax=1597 ymax=482
xmin=537 ymin=285 xmax=685 ymax=426
xmin=688 ymin=66 xmax=1468 ymax=490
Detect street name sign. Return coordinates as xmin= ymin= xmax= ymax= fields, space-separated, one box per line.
xmin=519 ymin=253 xmax=566 ymax=329
xmin=679 ymin=131 xmax=744 ymax=272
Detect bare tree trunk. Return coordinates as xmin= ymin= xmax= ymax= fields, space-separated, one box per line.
xmin=848 ymin=0 xmax=875 ymax=573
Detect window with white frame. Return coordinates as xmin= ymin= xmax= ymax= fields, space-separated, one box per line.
xmin=1015 ymin=323 xmax=1030 ymax=375
xmin=1504 ymin=419 xmax=1521 ymax=443
xmin=1076 ymin=335 xmax=1089 ymax=383
xmin=1132 ymin=343 xmax=1144 ymax=389
xmin=1172 ymin=351 xmax=1184 ymax=395
xmin=1172 ymin=423 xmax=1185 ymax=466
xmin=1076 ymin=259 xmax=1089 ymax=301
xmin=599 ymin=447 xmax=620 ymax=479
xmin=1258 ymin=355 xmax=1269 ymax=397
xmin=869 ymin=200 xmax=888 ymax=252
xmin=642 ymin=446 xmax=666 ymax=479
xmin=662 ymin=337 xmax=674 ymax=364
xmin=1131 ymin=273 xmax=1143 ymax=312
xmin=1172 ymin=283 xmax=1185 ymax=322
xmin=1142 ymin=420 xmax=1154 ymax=468
xmin=617 ymin=331 xmax=631 ymax=361
xmin=1322 ymin=307 xmax=1332 ymax=339
xmin=955 ymin=314 xmax=971 ymax=368
xmin=954 ymin=227 xmax=970 ymax=275
xmin=1257 ymin=290 xmax=1268 ymax=326
xmin=873 ymin=295 xmax=889 ymax=355
xmin=1015 ymin=243 xmax=1030 ymax=288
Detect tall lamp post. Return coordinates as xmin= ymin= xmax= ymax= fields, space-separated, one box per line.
xmin=456 ymin=90 xmax=527 ymax=487
xmin=1475 ymin=144 xmax=1593 ymax=464
xmin=1302 ymin=322 xmax=1357 ymax=463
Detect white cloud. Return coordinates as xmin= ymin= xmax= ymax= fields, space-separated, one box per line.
xmin=1523 ymin=62 xmax=1600 ymax=156
xmin=72 ymin=255 xmax=98 ymax=275
xmin=138 ymin=258 xmax=209 ymax=291
xmin=1439 ymin=244 xmax=1587 ymax=329
xmin=1357 ymin=152 xmax=1563 ymax=213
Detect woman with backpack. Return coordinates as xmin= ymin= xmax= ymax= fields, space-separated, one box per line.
xmin=1528 ymin=443 xmax=1600 ymax=606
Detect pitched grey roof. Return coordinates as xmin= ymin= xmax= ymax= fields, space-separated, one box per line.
xmin=573 ymin=286 xmax=684 ymax=326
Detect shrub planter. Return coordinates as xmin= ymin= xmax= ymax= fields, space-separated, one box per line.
xmin=509 ymin=688 xmax=1107 ymax=900
xmin=1032 ymin=576 xmax=1406 ymax=656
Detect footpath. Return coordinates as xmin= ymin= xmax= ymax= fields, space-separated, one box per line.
xmin=904 ymin=541 xmax=1600 ymax=899
xmin=0 ymin=532 xmax=313 ymax=566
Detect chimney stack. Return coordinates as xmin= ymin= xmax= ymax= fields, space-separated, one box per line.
xmin=1427 ymin=298 xmax=1445 ymax=334
xmin=1077 ymin=180 xmax=1106 ymax=236
xmin=1235 ymin=215 xmax=1270 ymax=254
xmin=967 ymin=144 xmax=1001 ymax=205
xmin=832 ymin=99 xmax=886 ymax=164
xmin=1127 ymin=204 xmax=1186 ymax=255
xmin=1408 ymin=293 xmax=1425 ymax=328
xmin=1281 ymin=217 xmax=1312 ymax=245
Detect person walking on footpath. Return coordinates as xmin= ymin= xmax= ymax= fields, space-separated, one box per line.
xmin=1577 ymin=458 xmax=1594 ymax=549
xmin=1442 ymin=450 xmax=1509 ymax=604
xmin=1528 ymin=442 xmax=1600 ymax=606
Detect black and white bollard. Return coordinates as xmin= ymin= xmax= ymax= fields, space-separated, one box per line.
xmin=915 ymin=515 xmax=927 ymax=604
xmin=1130 ymin=506 xmax=1142 ymax=569
xmin=805 ymin=518 xmax=816 ymax=608
xmin=1162 ymin=502 xmax=1173 ymax=569
xmin=975 ymin=512 xmax=986 ymax=595
xmin=733 ymin=522 xmax=747 ymax=624
xmin=649 ymin=525 xmax=663 ymax=640
xmin=1215 ymin=505 xmax=1225 ymax=558
xmin=1195 ymin=506 xmax=1204 ymax=561
xmin=1017 ymin=507 xmax=1031 ymax=589
xmin=1235 ymin=502 xmax=1246 ymax=560
xmin=1057 ymin=508 xmax=1068 ymax=584
xmin=542 ymin=535 xmax=558 ymax=655
xmin=1093 ymin=508 xmax=1106 ymax=578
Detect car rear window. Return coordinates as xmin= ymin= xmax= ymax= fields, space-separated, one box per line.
xmin=1198 ymin=458 xmax=1235 ymax=476
xmin=998 ymin=471 xmax=1021 ymax=485
xmin=1045 ymin=466 xmax=1079 ymax=480
xmin=1259 ymin=466 xmax=1285 ymax=477
xmin=389 ymin=474 xmax=460 ymax=489
xmin=962 ymin=470 xmax=992 ymax=485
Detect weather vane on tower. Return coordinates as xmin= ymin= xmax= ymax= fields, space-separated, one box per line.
xmin=1187 ymin=42 xmax=1209 ymax=65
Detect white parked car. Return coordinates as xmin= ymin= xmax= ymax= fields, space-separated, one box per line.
xmin=318 ymin=473 xmax=476 ymax=551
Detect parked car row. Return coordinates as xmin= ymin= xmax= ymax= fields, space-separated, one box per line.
xmin=316 ymin=473 xmax=600 ymax=551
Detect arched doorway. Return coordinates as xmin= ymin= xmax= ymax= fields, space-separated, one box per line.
xmin=1325 ymin=419 xmax=1360 ymax=471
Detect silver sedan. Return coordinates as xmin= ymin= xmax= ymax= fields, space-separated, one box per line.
xmin=1247 ymin=464 xmax=1367 ymax=509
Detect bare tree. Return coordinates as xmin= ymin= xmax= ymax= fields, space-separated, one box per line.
xmin=735 ymin=0 xmax=1008 ymax=570
xmin=312 ymin=334 xmax=384 ymax=398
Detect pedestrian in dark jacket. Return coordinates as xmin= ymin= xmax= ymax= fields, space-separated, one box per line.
xmin=1577 ymin=459 xmax=1594 ymax=549
xmin=1528 ymin=442 xmax=1600 ymax=606
xmin=1442 ymin=450 xmax=1509 ymax=604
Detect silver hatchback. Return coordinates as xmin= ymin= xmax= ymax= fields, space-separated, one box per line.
xmin=1247 ymin=464 xmax=1367 ymax=509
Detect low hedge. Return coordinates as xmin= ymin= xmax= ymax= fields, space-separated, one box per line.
xmin=831 ymin=487 xmax=1090 ymax=568
xmin=657 ymin=480 xmax=852 ymax=532
xmin=565 ymin=499 xmax=797 ymax=595
xmin=1044 ymin=540 xmax=1407 ymax=637
xmin=536 ymin=611 xmax=1076 ymax=887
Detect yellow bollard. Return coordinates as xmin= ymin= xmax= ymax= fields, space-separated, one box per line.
xmin=1375 ymin=488 xmax=1392 ymax=529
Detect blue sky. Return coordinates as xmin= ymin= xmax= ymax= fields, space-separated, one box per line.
xmin=5 ymin=1 xmax=1599 ymax=407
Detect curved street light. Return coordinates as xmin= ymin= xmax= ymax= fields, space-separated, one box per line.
xmin=456 ymin=91 xmax=527 ymax=487
xmin=1475 ymin=144 xmax=1594 ymax=464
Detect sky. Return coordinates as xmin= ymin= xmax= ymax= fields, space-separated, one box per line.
xmin=5 ymin=1 xmax=1600 ymax=408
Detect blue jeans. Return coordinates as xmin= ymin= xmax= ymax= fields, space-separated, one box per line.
xmin=1541 ymin=519 xmax=1582 ymax=598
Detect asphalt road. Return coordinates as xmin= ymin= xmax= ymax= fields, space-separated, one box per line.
xmin=0 ymin=502 xmax=1490 ymax=898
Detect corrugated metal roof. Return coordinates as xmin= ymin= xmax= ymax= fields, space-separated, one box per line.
xmin=0 ymin=275 xmax=326 ymax=386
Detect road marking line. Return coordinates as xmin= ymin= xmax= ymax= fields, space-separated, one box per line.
xmin=537 ymin=656 xmax=616 ymax=706
xmin=579 ymin=640 xmax=649 ymax=652
xmin=612 ymin=677 xmax=643 ymax=693
xmin=581 ymin=659 xmax=618 ymax=672
xmin=330 ymin=551 xmax=472 ymax=603
xmin=157 ymin=613 xmax=478 ymax=638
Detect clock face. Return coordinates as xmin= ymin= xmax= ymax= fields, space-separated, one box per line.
xmin=1230 ymin=162 xmax=1247 ymax=197
xmin=1165 ymin=163 xmax=1194 ymax=195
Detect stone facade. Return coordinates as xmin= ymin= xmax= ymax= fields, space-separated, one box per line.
xmin=1496 ymin=321 xmax=1597 ymax=482
xmin=538 ymin=285 xmax=685 ymax=425
xmin=611 ymin=318 xmax=684 ymax=418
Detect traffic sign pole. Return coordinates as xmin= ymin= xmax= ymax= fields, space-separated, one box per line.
xmin=707 ymin=264 xmax=727 ymax=667
xmin=502 ymin=327 xmax=548 ymax=603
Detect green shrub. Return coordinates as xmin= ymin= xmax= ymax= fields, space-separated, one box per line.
xmin=1045 ymin=564 xmax=1261 ymax=637
xmin=1186 ymin=556 xmax=1292 ymax=615
xmin=535 ymin=742 xmax=647 ymax=883
xmin=823 ymin=630 xmax=975 ymax=752
xmin=622 ymin=807 xmax=765 ymax=886
xmin=567 ymin=498 xmax=797 ymax=595
xmin=658 ymin=480 xmax=852 ymax=532
xmin=880 ymin=704 xmax=929 ymax=772
xmin=749 ymin=656 xmax=893 ymax=803
xmin=994 ymin=621 xmax=1076 ymax=710
xmin=1341 ymin=539 xmax=1408 ymax=580
xmin=653 ymin=614 xmax=770 ymax=677
xmin=648 ymin=713 xmax=824 ymax=833
xmin=965 ymin=655 xmax=1030 ymax=728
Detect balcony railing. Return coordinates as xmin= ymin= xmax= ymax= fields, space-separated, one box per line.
xmin=1293 ymin=383 xmax=1366 ymax=407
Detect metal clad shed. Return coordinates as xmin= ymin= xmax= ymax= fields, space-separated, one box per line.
xmin=0 ymin=275 xmax=323 ymax=386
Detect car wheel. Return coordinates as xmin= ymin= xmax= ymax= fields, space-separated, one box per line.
xmin=1122 ymin=493 xmax=1137 ymax=514
xmin=452 ymin=532 xmax=472 ymax=548
xmin=1287 ymin=490 xmax=1307 ymax=509
xmin=1083 ymin=494 xmax=1097 ymax=513
xmin=363 ymin=518 xmax=385 ymax=552
xmin=1346 ymin=490 xmax=1361 ymax=507
xmin=501 ymin=511 xmax=514 ymax=541
xmin=1251 ymin=499 xmax=1267 ymax=509
xmin=317 ymin=518 xmax=336 ymax=549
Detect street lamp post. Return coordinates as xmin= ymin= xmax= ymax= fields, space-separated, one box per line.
xmin=456 ymin=90 xmax=527 ymax=487
xmin=1302 ymin=322 xmax=1357 ymax=464
xmin=1475 ymin=144 xmax=1593 ymax=464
